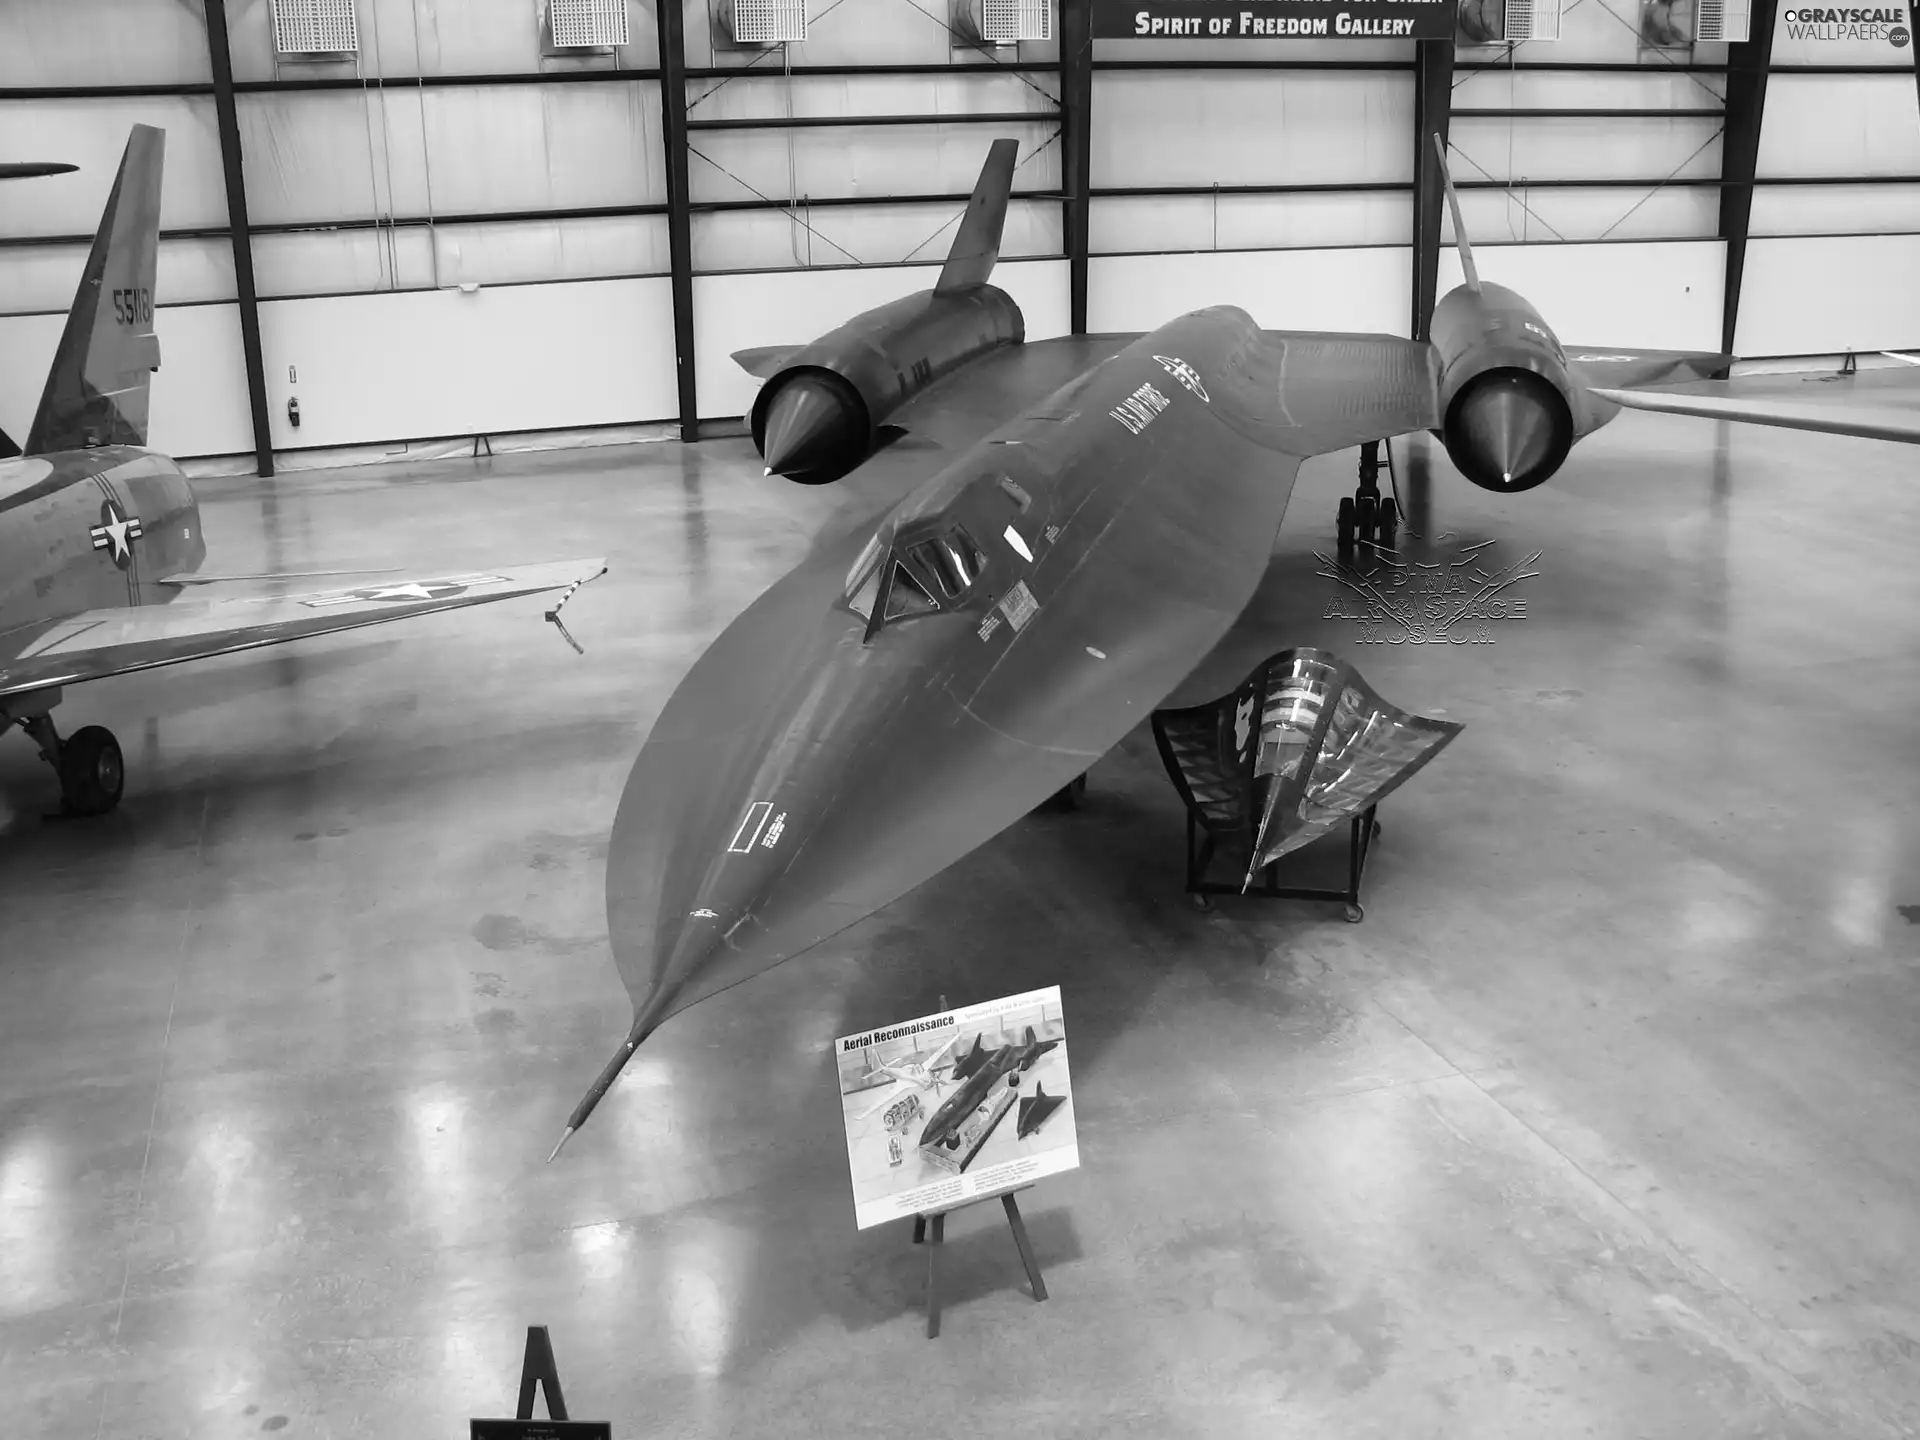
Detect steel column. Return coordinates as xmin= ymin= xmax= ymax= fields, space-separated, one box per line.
xmin=204 ymin=0 xmax=274 ymax=477
xmin=1719 ymin=0 xmax=1780 ymax=356
xmin=1410 ymin=37 xmax=1455 ymax=342
xmin=659 ymin=0 xmax=699 ymax=440
xmin=1060 ymin=0 xmax=1094 ymax=335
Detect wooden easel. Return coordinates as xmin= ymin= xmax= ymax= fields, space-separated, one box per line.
xmin=516 ymin=1325 xmax=568 ymax=1421
xmin=910 ymin=1186 xmax=1048 ymax=1339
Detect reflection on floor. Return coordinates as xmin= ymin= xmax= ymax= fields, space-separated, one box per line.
xmin=3 ymin=415 xmax=1918 ymax=1439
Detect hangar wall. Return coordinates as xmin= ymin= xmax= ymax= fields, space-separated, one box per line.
xmin=0 ymin=0 xmax=1914 ymax=464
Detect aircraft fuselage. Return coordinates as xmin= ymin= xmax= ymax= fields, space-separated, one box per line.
xmin=0 ymin=446 xmax=202 ymax=651
xmin=607 ymin=306 xmax=1317 ymax=1039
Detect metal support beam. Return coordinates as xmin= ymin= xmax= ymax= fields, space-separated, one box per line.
xmin=1719 ymin=2 xmax=1780 ymax=356
xmin=204 ymin=0 xmax=274 ymax=477
xmin=659 ymin=0 xmax=699 ymax=441
xmin=1410 ymin=37 xmax=1455 ymax=342
xmin=1060 ymin=0 xmax=1094 ymax=335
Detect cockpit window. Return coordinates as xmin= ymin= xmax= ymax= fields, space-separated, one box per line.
xmin=884 ymin=563 xmax=937 ymax=620
xmin=905 ymin=528 xmax=985 ymax=600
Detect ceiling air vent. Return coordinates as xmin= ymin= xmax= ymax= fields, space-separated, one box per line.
xmin=731 ymin=0 xmax=808 ymax=44
xmin=546 ymin=0 xmax=630 ymax=47
xmin=271 ymin=0 xmax=360 ymax=55
xmin=981 ymin=0 xmax=1053 ymax=42
xmin=1695 ymin=0 xmax=1749 ymax=41
xmin=1459 ymin=0 xmax=1562 ymax=41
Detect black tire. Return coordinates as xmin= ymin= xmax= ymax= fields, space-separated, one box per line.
xmin=1355 ymin=494 xmax=1377 ymax=534
xmin=59 ymin=725 xmax=124 ymax=816
xmin=1343 ymin=902 xmax=1365 ymax=924
xmin=1043 ymin=773 xmax=1088 ymax=813
xmin=1377 ymin=496 xmax=1399 ymax=540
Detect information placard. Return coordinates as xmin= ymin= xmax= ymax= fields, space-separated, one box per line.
xmin=836 ymin=987 xmax=1078 ymax=1230
xmin=1093 ymin=0 xmax=1459 ymax=39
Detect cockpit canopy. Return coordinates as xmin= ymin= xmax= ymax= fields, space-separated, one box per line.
xmin=845 ymin=523 xmax=987 ymax=635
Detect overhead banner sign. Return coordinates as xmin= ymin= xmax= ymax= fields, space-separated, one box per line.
xmin=1095 ymin=0 xmax=1459 ymax=38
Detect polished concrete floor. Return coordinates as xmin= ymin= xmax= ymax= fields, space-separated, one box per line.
xmin=3 ymin=412 xmax=1917 ymax=1440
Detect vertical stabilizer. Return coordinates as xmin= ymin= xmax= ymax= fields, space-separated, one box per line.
xmin=934 ymin=139 xmax=1018 ymax=296
xmin=26 ymin=125 xmax=165 ymax=455
xmin=1432 ymin=132 xmax=1480 ymax=295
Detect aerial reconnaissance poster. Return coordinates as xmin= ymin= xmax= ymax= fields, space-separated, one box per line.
xmin=1094 ymin=0 xmax=1459 ymax=37
xmin=836 ymin=987 xmax=1078 ymax=1230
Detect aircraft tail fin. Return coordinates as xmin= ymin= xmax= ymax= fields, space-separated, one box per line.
xmin=1431 ymin=132 xmax=1480 ymax=295
xmin=26 ymin=125 xmax=165 ymax=456
xmin=934 ymin=139 xmax=1018 ymax=296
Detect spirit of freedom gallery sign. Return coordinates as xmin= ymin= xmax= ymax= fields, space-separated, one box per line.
xmin=1094 ymin=0 xmax=1459 ymax=38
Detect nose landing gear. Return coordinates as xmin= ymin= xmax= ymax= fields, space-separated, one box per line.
xmin=1336 ymin=440 xmax=1399 ymax=556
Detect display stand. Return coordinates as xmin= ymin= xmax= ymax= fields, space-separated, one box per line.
xmin=470 ymin=1325 xmax=611 ymax=1440
xmin=909 ymin=1186 xmax=1047 ymax=1339
xmin=1184 ymin=805 xmax=1381 ymax=923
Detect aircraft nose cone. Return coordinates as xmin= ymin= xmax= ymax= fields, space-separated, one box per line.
xmin=1446 ymin=370 xmax=1571 ymax=492
xmin=759 ymin=374 xmax=861 ymax=480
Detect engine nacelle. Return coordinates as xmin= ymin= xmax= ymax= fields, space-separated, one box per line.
xmin=751 ymin=284 xmax=1024 ymax=484
xmin=1430 ymin=282 xmax=1578 ymax=494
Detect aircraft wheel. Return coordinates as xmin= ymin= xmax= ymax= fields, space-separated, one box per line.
xmin=59 ymin=726 xmax=124 ymax=816
xmin=1376 ymin=497 xmax=1399 ymax=544
xmin=1336 ymin=496 xmax=1356 ymax=551
xmin=1343 ymin=902 xmax=1365 ymax=924
xmin=1043 ymin=773 xmax=1087 ymax=813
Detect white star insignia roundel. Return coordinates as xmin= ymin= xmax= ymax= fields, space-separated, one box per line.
xmin=89 ymin=500 xmax=144 ymax=568
xmin=1152 ymin=355 xmax=1211 ymax=403
xmin=300 ymin=574 xmax=509 ymax=609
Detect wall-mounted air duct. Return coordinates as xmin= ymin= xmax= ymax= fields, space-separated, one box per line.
xmin=1458 ymin=0 xmax=1563 ymax=43
xmin=271 ymin=0 xmax=360 ymax=56
xmin=541 ymin=0 xmax=631 ymax=52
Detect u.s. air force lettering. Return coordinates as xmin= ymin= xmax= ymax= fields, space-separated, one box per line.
xmin=1094 ymin=0 xmax=1458 ymax=38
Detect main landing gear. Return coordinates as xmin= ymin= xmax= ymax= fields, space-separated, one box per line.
xmin=4 ymin=690 xmax=125 ymax=817
xmin=1336 ymin=439 xmax=1399 ymax=556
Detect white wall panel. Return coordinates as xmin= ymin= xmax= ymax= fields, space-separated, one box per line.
xmin=1450 ymin=184 xmax=1720 ymax=242
xmin=692 ymin=258 xmax=1069 ymax=418
xmin=1090 ymin=192 xmax=1411 ymax=253
xmin=1450 ymin=71 xmax=1725 ymax=110
xmin=1750 ymin=183 xmax=1920 ymax=237
xmin=685 ymin=71 xmax=1059 ymax=121
xmin=0 ymin=304 xmax=255 ymax=459
xmin=258 ymin=277 xmax=679 ymax=448
xmin=0 ymin=0 xmax=213 ymax=86
xmin=1438 ymin=240 xmax=1724 ymax=350
xmin=1092 ymin=71 xmax=1412 ymax=189
xmin=687 ymin=124 xmax=1061 ymax=206
xmin=1757 ymin=74 xmax=1920 ymax=178
xmin=236 ymin=83 xmax=664 ymax=227
xmin=691 ymin=197 xmax=1059 ymax=270
xmin=0 ymin=238 xmax=239 ymax=315
xmin=224 ymin=0 xmax=660 ymax=82
xmin=1735 ymin=235 xmax=1920 ymax=355
xmin=1448 ymin=117 xmax=1723 ymax=185
xmin=1088 ymin=247 xmax=1411 ymax=335
xmin=0 ymin=99 xmax=229 ymax=238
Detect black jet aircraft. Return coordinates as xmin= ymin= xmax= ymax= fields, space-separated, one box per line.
xmin=0 ymin=127 xmax=603 ymax=815
xmin=550 ymin=135 xmax=1728 ymax=1155
xmin=916 ymin=1026 xmax=1057 ymax=1151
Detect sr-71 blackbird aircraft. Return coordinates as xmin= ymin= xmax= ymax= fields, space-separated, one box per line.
xmin=0 ymin=126 xmax=604 ymax=816
xmin=917 ymin=1026 xmax=1059 ymax=1152
xmin=549 ymin=134 xmax=1729 ymax=1155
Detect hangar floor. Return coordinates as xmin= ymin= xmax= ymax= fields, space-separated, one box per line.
xmin=3 ymin=411 xmax=1917 ymax=1440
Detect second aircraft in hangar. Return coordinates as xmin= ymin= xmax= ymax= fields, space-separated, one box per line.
xmin=552 ymin=135 xmax=1732 ymax=1154
xmin=0 ymin=126 xmax=605 ymax=816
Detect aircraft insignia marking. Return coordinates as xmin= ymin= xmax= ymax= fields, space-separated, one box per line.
xmin=762 ymin=812 xmax=787 ymax=848
xmin=999 ymin=581 xmax=1039 ymax=633
xmin=301 ymin=574 xmax=509 ymax=608
xmin=1573 ymin=354 xmax=1637 ymax=363
xmin=690 ymin=908 xmax=718 ymax=918
xmin=728 ymin=800 xmax=775 ymax=854
xmin=90 ymin=500 xmax=144 ymax=569
xmin=1153 ymin=355 xmax=1210 ymax=402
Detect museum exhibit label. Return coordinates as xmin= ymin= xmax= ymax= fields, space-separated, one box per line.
xmin=836 ymin=987 xmax=1078 ymax=1229
xmin=1093 ymin=0 xmax=1459 ymax=38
